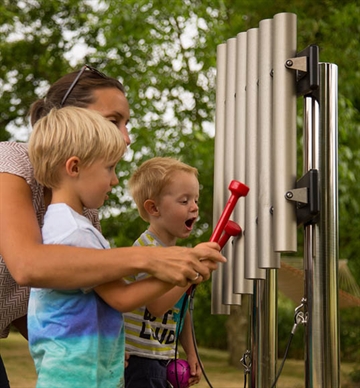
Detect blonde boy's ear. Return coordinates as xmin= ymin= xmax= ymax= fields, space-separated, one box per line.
xmin=143 ymin=199 xmax=160 ymax=217
xmin=65 ymin=156 xmax=80 ymax=177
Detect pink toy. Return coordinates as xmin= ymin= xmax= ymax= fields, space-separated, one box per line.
xmin=167 ymin=359 xmax=191 ymax=388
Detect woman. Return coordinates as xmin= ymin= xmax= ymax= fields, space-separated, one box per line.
xmin=0 ymin=65 xmax=224 ymax=386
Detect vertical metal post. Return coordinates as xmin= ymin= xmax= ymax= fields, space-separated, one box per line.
xmin=304 ymin=63 xmax=339 ymax=387
xmin=251 ymin=270 xmax=278 ymax=388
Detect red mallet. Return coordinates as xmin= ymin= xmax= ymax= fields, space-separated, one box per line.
xmin=218 ymin=220 xmax=242 ymax=249
xmin=211 ymin=180 xmax=249 ymax=243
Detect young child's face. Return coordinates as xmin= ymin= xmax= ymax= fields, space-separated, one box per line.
xmin=75 ymin=158 xmax=119 ymax=210
xmin=153 ymin=171 xmax=199 ymax=245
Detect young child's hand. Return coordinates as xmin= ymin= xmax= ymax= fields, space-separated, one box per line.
xmin=125 ymin=352 xmax=130 ymax=368
xmin=187 ymin=354 xmax=202 ymax=386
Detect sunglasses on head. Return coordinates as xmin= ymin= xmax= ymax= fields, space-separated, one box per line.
xmin=60 ymin=64 xmax=108 ymax=107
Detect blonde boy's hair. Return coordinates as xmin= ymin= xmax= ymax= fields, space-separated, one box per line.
xmin=28 ymin=106 xmax=127 ymax=188
xmin=129 ymin=156 xmax=198 ymax=222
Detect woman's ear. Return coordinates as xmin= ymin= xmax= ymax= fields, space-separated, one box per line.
xmin=65 ymin=156 xmax=81 ymax=177
xmin=144 ymin=199 xmax=160 ymax=217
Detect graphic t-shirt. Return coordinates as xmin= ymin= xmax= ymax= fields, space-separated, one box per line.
xmin=124 ymin=230 xmax=188 ymax=360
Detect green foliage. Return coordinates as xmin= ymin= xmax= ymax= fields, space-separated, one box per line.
xmin=340 ymin=307 xmax=360 ymax=362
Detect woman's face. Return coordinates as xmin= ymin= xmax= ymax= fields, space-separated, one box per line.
xmin=87 ymin=88 xmax=131 ymax=145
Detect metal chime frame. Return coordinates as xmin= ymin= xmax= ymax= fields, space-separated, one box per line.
xmin=212 ymin=12 xmax=339 ymax=388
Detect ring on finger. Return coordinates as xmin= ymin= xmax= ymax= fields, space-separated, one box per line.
xmin=193 ymin=272 xmax=200 ymax=281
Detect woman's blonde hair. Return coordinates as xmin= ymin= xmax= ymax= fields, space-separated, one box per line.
xmin=28 ymin=106 xmax=127 ymax=188
xmin=129 ymin=156 xmax=198 ymax=222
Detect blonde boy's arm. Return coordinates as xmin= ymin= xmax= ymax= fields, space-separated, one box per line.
xmin=94 ymin=277 xmax=175 ymax=313
xmin=146 ymin=285 xmax=190 ymax=317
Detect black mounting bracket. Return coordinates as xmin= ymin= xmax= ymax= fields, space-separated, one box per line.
xmin=285 ymin=44 xmax=320 ymax=98
xmin=285 ymin=169 xmax=320 ymax=226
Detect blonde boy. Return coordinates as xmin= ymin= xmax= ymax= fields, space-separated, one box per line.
xmin=125 ymin=157 xmax=202 ymax=387
xmin=27 ymin=108 xmax=177 ymax=388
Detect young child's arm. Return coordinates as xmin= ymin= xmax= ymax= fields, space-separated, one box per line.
xmin=179 ymin=311 xmax=202 ymax=385
xmin=145 ymin=285 xmax=190 ymax=317
xmin=94 ymin=277 xmax=175 ymax=313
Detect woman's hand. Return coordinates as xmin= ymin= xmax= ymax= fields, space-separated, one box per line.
xmin=145 ymin=242 xmax=226 ymax=287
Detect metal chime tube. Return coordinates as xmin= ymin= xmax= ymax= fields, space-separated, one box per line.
xmin=272 ymin=12 xmax=297 ymax=253
xmin=251 ymin=13 xmax=297 ymax=387
xmin=244 ymin=27 xmax=265 ymax=280
xmin=253 ymin=18 xmax=280 ymax=387
xmin=233 ymin=31 xmax=253 ymax=295
xmin=211 ymin=43 xmax=230 ymax=315
xmin=305 ymin=63 xmax=339 ymax=387
xmin=222 ymin=37 xmax=241 ymax=306
xmin=258 ymin=18 xmax=281 ymax=270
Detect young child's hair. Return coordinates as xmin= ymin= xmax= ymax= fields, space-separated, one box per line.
xmin=128 ymin=156 xmax=198 ymax=222
xmin=28 ymin=106 xmax=127 ymax=188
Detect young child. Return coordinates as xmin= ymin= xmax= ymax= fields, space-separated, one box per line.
xmin=124 ymin=157 xmax=202 ymax=388
xmin=27 ymin=107 xmax=179 ymax=388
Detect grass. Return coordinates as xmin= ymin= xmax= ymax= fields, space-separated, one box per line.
xmin=1 ymin=332 xmax=358 ymax=388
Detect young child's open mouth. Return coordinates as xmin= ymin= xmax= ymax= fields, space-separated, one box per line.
xmin=185 ymin=217 xmax=197 ymax=231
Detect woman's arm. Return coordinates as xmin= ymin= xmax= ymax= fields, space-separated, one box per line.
xmin=0 ymin=173 xmax=225 ymax=288
xmin=94 ymin=277 xmax=175 ymax=312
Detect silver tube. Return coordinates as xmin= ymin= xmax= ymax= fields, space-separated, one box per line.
xmin=258 ymin=18 xmax=281 ymax=269
xmin=305 ymin=63 xmax=339 ymax=387
xmin=253 ymin=20 xmax=279 ymax=386
xmin=303 ymin=95 xmax=318 ymax=387
xmin=233 ymin=31 xmax=253 ymax=295
xmin=251 ymin=271 xmax=278 ymax=388
xmin=222 ymin=37 xmax=241 ymax=305
xmin=211 ymin=43 xmax=230 ymax=315
xmin=272 ymin=12 xmax=298 ymax=252
xmin=244 ymin=27 xmax=266 ymax=280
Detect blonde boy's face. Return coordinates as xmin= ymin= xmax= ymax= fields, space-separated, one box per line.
xmin=148 ymin=171 xmax=199 ymax=246
xmin=70 ymin=158 xmax=120 ymax=213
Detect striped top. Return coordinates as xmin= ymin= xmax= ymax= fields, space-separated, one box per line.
xmin=124 ymin=230 xmax=188 ymax=360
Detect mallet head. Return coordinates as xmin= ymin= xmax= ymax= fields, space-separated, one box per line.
xmin=228 ymin=180 xmax=250 ymax=197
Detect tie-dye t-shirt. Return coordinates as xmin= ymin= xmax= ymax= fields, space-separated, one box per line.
xmin=28 ymin=204 xmax=124 ymax=388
